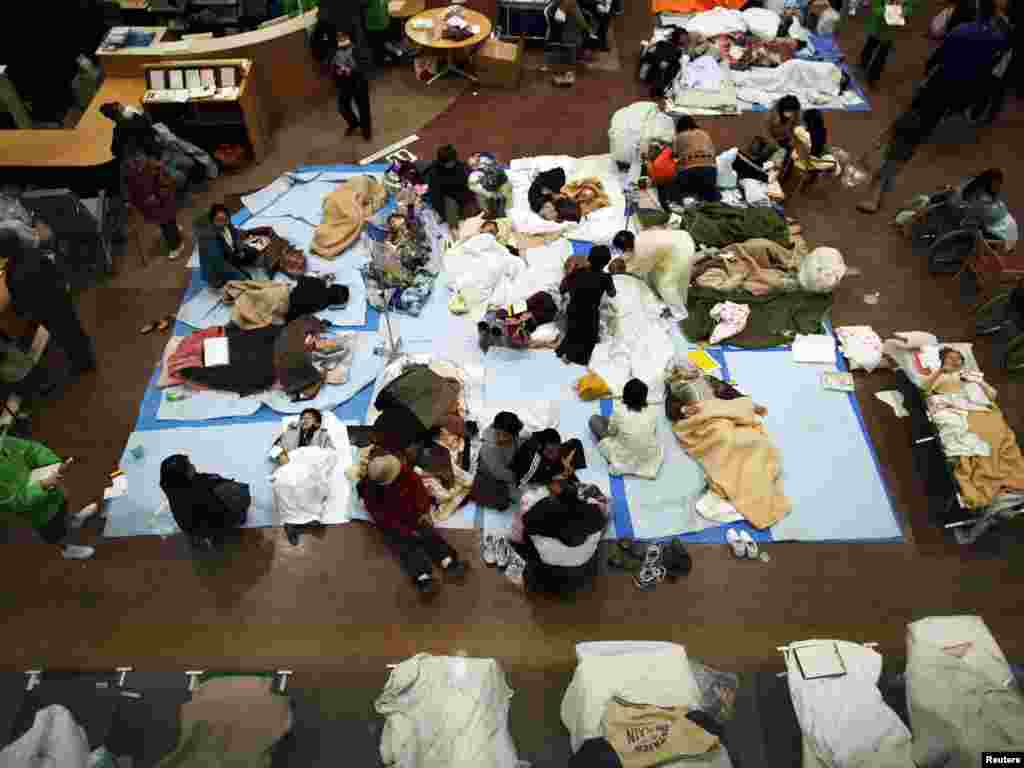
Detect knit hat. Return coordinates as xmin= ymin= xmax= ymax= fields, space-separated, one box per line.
xmin=493 ymin=411 xmax=524 ymax=436
xmin=368 ymin=455 xmax=402 ymax=485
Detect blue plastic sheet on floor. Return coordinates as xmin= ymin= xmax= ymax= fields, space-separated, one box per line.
xmin=104 ymin=422 xmax=285 ymax=537
xmin=723 ymin=349 xmax=902 ymax=542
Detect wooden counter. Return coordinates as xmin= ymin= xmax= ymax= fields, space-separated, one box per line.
xmin=97 ymin=10 xmax=329 ymax=132
xmin=0 ymin=77 xmax=146 ymax=170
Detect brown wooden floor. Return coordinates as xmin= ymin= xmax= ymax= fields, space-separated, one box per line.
xmin=3 ymin=0 xmax=1023 ymax=706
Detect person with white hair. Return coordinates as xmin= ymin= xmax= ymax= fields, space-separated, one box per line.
xmin=357 ymin=455 xmax=468 ymax=595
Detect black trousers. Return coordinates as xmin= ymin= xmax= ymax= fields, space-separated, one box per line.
xmin=159 ymin=221 xmax=181 ymax=249
xmin=860 ymin=35 xmax=893 ymax=84
xmin=380 ymin=526 xmax=457 ymax=583
xmin=336 ymin=73 xmax=371 ymax=139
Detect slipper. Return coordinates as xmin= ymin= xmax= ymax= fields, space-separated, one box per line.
xmin=738 ymin=530 xmax=759 ymax=560
xmin=726 ymin=528 xmax=745 ymax=559
xmin=856 ymin=200 xmax=880 ymax=214
xmin=139 ymin=321 xmax=158 ymax=335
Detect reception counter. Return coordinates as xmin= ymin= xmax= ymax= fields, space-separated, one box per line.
xmin=0 ymin=11 xmax=328 ymax=187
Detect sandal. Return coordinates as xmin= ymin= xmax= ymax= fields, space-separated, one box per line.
xmin=157 ymin=315 xmax=174 ymax=333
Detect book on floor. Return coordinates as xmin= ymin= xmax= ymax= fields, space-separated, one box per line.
xmin=792 ymin=641 xmax=847 ymax=680
xmin=203 ymin=336 xmax=230 ymax=367
xmin=821 ymin=371 xmax=855 ymax=392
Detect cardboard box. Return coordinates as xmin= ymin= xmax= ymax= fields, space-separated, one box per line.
xmin=474 ymin=35 xmax=525 ymax=88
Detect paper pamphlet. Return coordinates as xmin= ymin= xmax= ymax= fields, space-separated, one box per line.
xmin=203 ymin=336 xmax=230 ymax=367
xmin=821 ymin=371 xmax=854 ymax=392
xmin=150 ymin=70 xmax=166 ymax=90
xmin=792 ymin=642 xmax=847 ymax=680
xmin=220 ymin=67 xmax=236 ymax=88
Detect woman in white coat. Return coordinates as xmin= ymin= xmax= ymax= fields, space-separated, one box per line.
xmin=611 ymin=229 xmax=696 ymax=313
xmin=588 ymin=379 xmax=664 ymax=478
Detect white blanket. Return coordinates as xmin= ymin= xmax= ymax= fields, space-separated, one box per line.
xmin=906 ymin=616 xmax=1024 ymax=768
xmin=590 ymin=274 xmax=677 ymax=396
xmin=444 ymin=233 xmax=527 ymax=315
xmin=507 ymin=154 xmax=633 ymax=244
xmin=784 ymin=640 xmax=913 ymax=768
xmin=733 ymin=60 xmax=844 ymax=109
xmin=499 ymin=238 xmax=574 ymax=311
xmin=270 ymin=413 xmax=353 ymax=525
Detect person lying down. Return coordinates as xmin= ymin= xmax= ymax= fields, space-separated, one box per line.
xmin=163 ymin=315 xmax=353 ymax=402
xmin=666 ymin=362 xmax=791 ymax=528
xmin=221 ymin=276 xmax=350 ymax=330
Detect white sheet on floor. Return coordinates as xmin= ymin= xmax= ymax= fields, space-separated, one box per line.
xmin=784 ymin=640 xmax=913 ymax=768
xmin=445 ymin=233 xmax=526 ymax=313
xmin=375 ymin=655 xmax=521 ymax=768
xmin=497 ymin=238 xmax=573 ymax=311
xmin=906 ymin=615 xmax=1024 ymax=768
xmin=590 ymin=274 xmax=677 ymax=396
xmin=733 ymin=60 xmax=844 ymax=109
xmin=685 ymin=55 xmax=725 ymax=91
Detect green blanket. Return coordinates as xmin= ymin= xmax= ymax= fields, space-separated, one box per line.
xmin=682 ymin=287 xmax=833 ymax=348
xmin=679 ymin=203 xmax=792 ymax=248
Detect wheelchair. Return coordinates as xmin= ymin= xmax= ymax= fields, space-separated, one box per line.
xmin=975 ymin=286 xmax=1024 ymax=374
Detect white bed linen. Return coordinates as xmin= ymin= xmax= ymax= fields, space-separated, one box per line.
xmin=783 ymin=640 xmax=912 ymax=768
xmin=269 ymin=413 xmax=353 ymax=525
xmin=906 ymin=616 xmax=1024 ymax=768
xmin=444 ymin=233 xmax=527 ymax=313
xmin=733 ymin=60 xmax=844 ymax=109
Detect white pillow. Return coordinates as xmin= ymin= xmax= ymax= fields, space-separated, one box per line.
xmin=530 ymin=322 xmax=561 ymax=344
xmin=742 ymin=7 xmax=781 ymax=39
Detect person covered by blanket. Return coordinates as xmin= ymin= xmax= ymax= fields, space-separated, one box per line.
xmin=425 ymin=144 xmax=474 ymax=231
xmin=666 ymin=116 xmax=720 ymax=205
xmin=540 ymin=197 xmax=582 ymax=224
xmin=514 ymin=479 xmax=608 ymax=595
xmin=358 ymin=455 xmax=468 ymax=596
xmin=512 ymin=428 xmax=587 ymax=489
xmin=470 ymin=411 xmax=525 ymax=511
xmin=198 ymin=203 xmax=276 ymax=289
xmin=665 ymin=361 xmax=753 ymax=421
xmin=589 ymin=378 xmax=664 ymax=478
xmin=274 ymin=408 xmax=336 ymax=457
xmin=922 ymin=347 xmax=1000 ymax=398
xmin=858 ymin=0 xmax=1013 ymax=213
xmin=557 ymin=245 xmax=617 ymax=366
xmin=860 ymin=0 xmax=918 ymax=86
xmin=0 ymin=438 xmax=101 ymax=560
xmin=160 ymin=454 xmax=248 ymax=552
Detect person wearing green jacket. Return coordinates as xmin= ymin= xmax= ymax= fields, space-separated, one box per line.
xmin=860 ymin=0 xmax=916 ymax=84
xmin=365 ymin=0 xmax=391 ymax=65
xmin=0 ymin=436 xmax=101 ymax=559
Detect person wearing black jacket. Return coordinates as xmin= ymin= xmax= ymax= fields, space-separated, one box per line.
xmin=425 ymin=145 xmax=473 ymax=230
xmin=160 ymin=454 xmax=248 ymax=551
xmin=0 ymin=230 xmax=95 ymax=377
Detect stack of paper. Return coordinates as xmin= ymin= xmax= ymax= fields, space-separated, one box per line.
xmin=203 ymin=336 xmax=230 ymax=367
xmin=792 ymin=334 xmax=837 ymax=364
xmin=791 ymin=641 xmax=847 ymax=680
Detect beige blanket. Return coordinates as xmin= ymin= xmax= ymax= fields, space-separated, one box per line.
xmin=561 ymin=177 xmax=611 ymax=218
xmin=672 ymin=397 xmax=791 ymax=528
xmin=692 ymin=238 xmax=806 ymax=295
xmin=223 ymin=280 xmax=291 ymax=329
xmin=311 ymin=175 xmax=388 ymax=259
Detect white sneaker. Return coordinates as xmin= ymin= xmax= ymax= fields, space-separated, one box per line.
xmin=504 ymin=552 xmax=525 ymax=587
xmin=725 ymin=528 xmax=745 ymax=559
xmin=495 ymin=537 xmax=511 ymax=568
xmin=70 ymin=503 xmax=100 ymax=530
xmin=481 ymin=534 xmax=498 ymax=566
xmin=738 ymin=530 xmax=759 ymax=560
xmin=62 ymin=545 xmax=95 ymax=560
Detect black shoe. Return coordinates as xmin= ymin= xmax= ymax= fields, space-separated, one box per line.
xmin=445 ymin=559 xmax=469 ymax=583
xmin=663 ymin=539 xmax=693 ymax=578
xmin=345 ymin=123 xmax=361 ymax=136
xmin=285 ymin=525 xmax=300 ymax=546
xmin=416 ymin=576 xmax=438 ymax=596
xmin=977 ymin=321 xmax=1006 ymax=336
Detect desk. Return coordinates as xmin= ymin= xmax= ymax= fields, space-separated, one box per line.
xmin=405 ymin=8 xmax=493 ymax=84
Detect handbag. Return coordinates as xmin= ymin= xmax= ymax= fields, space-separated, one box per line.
xmin=212 ymin=479 xmax=251 ymax=527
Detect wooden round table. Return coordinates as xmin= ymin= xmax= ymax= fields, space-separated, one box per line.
xmin=404 ymin=7 xmax=493 ymax=84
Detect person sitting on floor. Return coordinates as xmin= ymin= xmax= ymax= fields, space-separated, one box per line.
xmin=197 ymin=204 xmax=276 ymax=289
xmin=556 ymin=245 xmax=617 ymax=366
xmin=667 ymin=116 xmax=720 ymax=205
xmin=757 ymin=94 xmax=802 ymax=175
xmin=515 ymin=479 xmax=609 ymax=594
xmin=160 ymin=454 xmax=248 ymax=552
xmin=274 ymin=408 xmax=336 ymax=458
xmin=791 ymin=108 xmax=839 ymax=176
xmin=358 ymin=455 xmax=468 ymax=595
xmin=470 ymin=411 xmax=524 ymax=511
xmin=425 ymin=145 xmax=473 ymax=231
xmin=589 ymin=378 xmax=664 ymax=479
xmin=0 ymin=437 xmax=101 ymax=560
xmin=513 ymin=428 xmax=587 ymax=488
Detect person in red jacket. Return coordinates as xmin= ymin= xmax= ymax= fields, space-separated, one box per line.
xmin=122 ymin=153 xmax=184 ymax=260
xmin=358 ymin=455 xmax=467 ymax=595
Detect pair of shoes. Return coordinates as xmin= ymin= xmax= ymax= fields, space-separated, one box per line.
xmin=633 ymin=544 xmax=667 ymax=590
xmin=284 ymin=525 xmax=300 ymax=546
xmin=481 ymin=534 xmax=511 ymax=567
xmin=661 ymin=539 xmax=692 ymax=578
xmin=444 ymin=559 xmax=469 ymax=583
xmin=608 ymin=538 xmax=645 ymax=571
xmin=62 ymin=544 xmax=95 ymax=560
xmin=504 ymin=551 xmax=526 ymax=587
xmin=726 ymin=528 xmax=760 ymax=559
xmin=70 ymin=503 xmax=101 ymax=530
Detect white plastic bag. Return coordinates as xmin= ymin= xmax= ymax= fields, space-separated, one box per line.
xmin=271 ymin=446 xmax=338 ymax=526
xmin=798 ymin=246 xmax=846 ymax=293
